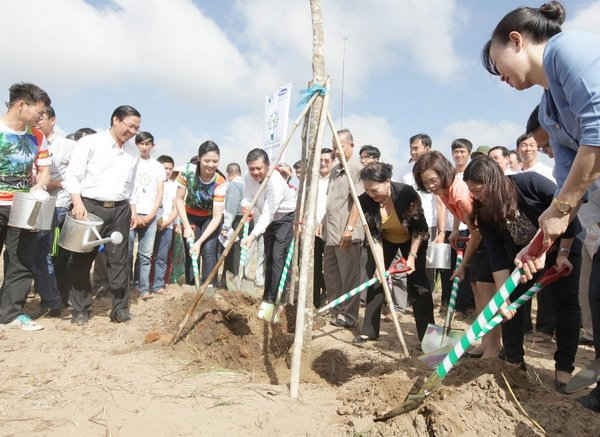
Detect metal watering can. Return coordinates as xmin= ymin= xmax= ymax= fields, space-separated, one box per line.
xmin=8 ymin=191 xmax=56 ymax=231
xmin=58 ymin=213 xmax=123 ymax=253
xmin=425 ymin=242 xmax=451 ymax=270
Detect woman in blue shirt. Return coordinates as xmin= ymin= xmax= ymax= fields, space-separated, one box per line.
xmin=482 ymin=1 xmax=600 ymax=411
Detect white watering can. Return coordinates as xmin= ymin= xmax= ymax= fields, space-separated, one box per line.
xmin=8 ymin=190 xmax=56 ymax=231
xmin=425 ymin=242 xmax=452 ymax=270
xmin=58 ymin=213 xmax=123 ymax=253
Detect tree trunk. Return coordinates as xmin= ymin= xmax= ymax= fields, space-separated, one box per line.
xmin=289 ymin=0 xmax=327 ymax=399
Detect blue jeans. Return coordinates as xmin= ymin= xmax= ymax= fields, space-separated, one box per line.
xmin=128 ymin=214 xmax=158 ymax=294
xmin=32 ymin=222 xmax=62 ymax=310
xmin=52 ymin=207 xmax=71 ymax=304
xmin=152 ymin=227 xmax=173 ymax=291
xmin=186 ymin=215 xmax=221 ymax=285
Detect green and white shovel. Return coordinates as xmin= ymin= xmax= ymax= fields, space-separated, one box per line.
xmin=270 ymin=239 xmax=295 ymax=323
xmin=421 ymin=237 xmax=469 ymax=355
xmin=375 ymin=231 xmax=549 ymax=421
xmin=317 ymin=257 xmax=411 ymax=315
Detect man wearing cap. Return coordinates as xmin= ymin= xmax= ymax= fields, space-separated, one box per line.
xmin=64 ymin=105 xmax=141 ymax=325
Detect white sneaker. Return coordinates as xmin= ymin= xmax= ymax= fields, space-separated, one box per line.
xmin=9 ymin=314 xmax=44 ymax=331
xmin=257 ymin=302 xmax=274 ymax=321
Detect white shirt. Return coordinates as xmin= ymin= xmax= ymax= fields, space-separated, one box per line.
xmin=316 ymin=174 xmax=330 ymax=225
xmin=455 ymin=171 xmax=468 ymax=231
xmin=161 ymin=179 xmax=178 ymax=229
xmin=132 ymin=157 xmax=165 ymax=214
xmin=402 ymin=171 xmax=435 ymax=229
xmin=521 ymin=161 xmax=556 ymax=183
xmin=48 ymin=133 xmax=76 ymax=208
xmin=241 ymin=170 xmax=297 ymax=238
xmin=64 ymin=130 xmax=138 ymax=202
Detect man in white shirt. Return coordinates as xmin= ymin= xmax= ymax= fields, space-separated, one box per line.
xmin=128 ymin=132 xmax=164 ymax=299
xmin=516 ymin=133 xmax=555 ymax=182
xmin=151 ymin=155 xmax=178 ymax=294
xmin=359 ymin=145 xmax=380 ymax=167
xmin=35 ymin=105 xmax=77 ymax=311
xmin=314 ymin=147 xmax=334 ymax=307
xmin=402 ymin=134 xmax=446 ymax=309
xmin=64 ymin=105 xmax=141 ymax=325
xmin=0 ymin=83 xmax=52 ymax=331
xmin=222 ymin=162 xmax=245 ymax=286
xmin=241 ymin=148 xmax=297 ymax=320
xmin=489 ymin=146 xmax=516 ymax=175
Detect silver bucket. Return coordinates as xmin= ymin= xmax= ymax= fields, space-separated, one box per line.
xmin=426 ymin=243 xmax=452 ymax=270
xmin=58 ymin=213 xmax=124 ymax=253
xmin=8 ymin=191 xmax=56 ymax=231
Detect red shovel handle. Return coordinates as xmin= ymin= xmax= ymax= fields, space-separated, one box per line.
xmin=539 ymin=264 xmax=571 ymax=287
xmin=522 ymin=230 xmax=547 ymax=261
xmin=388 ymin=257 xmax=411 ymax=275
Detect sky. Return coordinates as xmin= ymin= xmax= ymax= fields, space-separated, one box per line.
xmin=1 ymin=0 xmax=599 ymax=175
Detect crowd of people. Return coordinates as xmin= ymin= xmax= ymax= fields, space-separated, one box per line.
xmin=1 ymin=0 xmax=600 ymax=414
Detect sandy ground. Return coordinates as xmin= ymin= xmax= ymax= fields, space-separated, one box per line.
xmin=2 ymin=280 xmax=600 ymax=436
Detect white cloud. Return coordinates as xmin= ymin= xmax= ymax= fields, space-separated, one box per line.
xmin=335 ymin=113 xmax=401 ymax=164
xmin=234 ymin=0 xmax=464 ymax=100
xmin=436 ymin=119 xmax=524 ymax=156
xmin=567 ymin=2 xmax=600 ymax=32
xmin=0 ymin=0 xmax=258 ymax=105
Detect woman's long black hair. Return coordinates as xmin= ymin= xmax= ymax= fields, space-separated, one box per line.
xmin=463 ymin=156 xmax=518 ymax=227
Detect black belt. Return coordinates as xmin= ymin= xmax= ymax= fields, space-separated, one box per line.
xmin=83 ymin=197 xmax=128 ymax=208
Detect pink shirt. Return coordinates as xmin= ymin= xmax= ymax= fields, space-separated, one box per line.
xmin=438 ymin=177 xmax=473 ymax=225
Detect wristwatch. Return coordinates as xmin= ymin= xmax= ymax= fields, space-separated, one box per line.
xmin=345 ymin=225 xmax=354 ymax=232
xmin=552 ymin=198 xmax=573 ymax=215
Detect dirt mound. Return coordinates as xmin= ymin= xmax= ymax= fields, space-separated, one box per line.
xmin=338 ymin=358 xmax=600 ymax=436
xmin=160 ymin=290 xmax=295 ymax=383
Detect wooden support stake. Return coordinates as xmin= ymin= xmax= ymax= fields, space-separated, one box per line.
xmin=289 ymin=78 xmax=330 ymax=399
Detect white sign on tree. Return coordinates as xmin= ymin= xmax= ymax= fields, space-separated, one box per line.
xmin=264 ymin=83 xmax=292 ymax=160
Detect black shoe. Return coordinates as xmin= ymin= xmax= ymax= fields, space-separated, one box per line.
xmin=498 ymin=348 xmax=526 ymax=371
xmin=578 ymin=389 xmax=600 ymax=412
xmin=110 ymin=310 xmax=131 ymax=323
xmin=71 ymin=312 xmax=89 ymax=326
xmin=329 ymin=317 xmax=355 ymax=329
xmin=31 ymin=307 xmax=62 ymax=319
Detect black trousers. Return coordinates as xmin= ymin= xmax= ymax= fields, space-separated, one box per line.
xmin=0 ymin=206 xmax=43 ymax=323
xmin=360 ymin=239 xmax=434 ymax=341
xmin=224 ymin=215 xmax=243 ymax=276
xmin=441 ymin=230 xmax=475 ymax=311
xmin=314 ymin=236 xmax=326 ymax=308
xmin=0 ymin=205 xmax=8 ymax=253
xmin=52 ymin=207 xmax=72 ymax=305
xmin=184 ymin=215 xmax=222 ymax=286
xmin=69 ymin=199 xmax=131 ymax=317
xmin=589 ymin=248 xmax=600 ymax=360
xmin=502 ymin=248 xmax=581 ymax=371
xmin=263 ymin=212 xmax=294 ymax=303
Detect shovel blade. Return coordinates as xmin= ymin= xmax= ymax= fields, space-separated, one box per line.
xmin=418 ymin=344 xmax=454 ymax=368
xmin=374 ymin=373 xmax=442 ymax=421
xmin=421 ymin=323 xmax=463 ymax=353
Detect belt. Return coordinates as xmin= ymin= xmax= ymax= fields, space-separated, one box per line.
xmin=83 ymin=197 xmax=128 ymax=208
